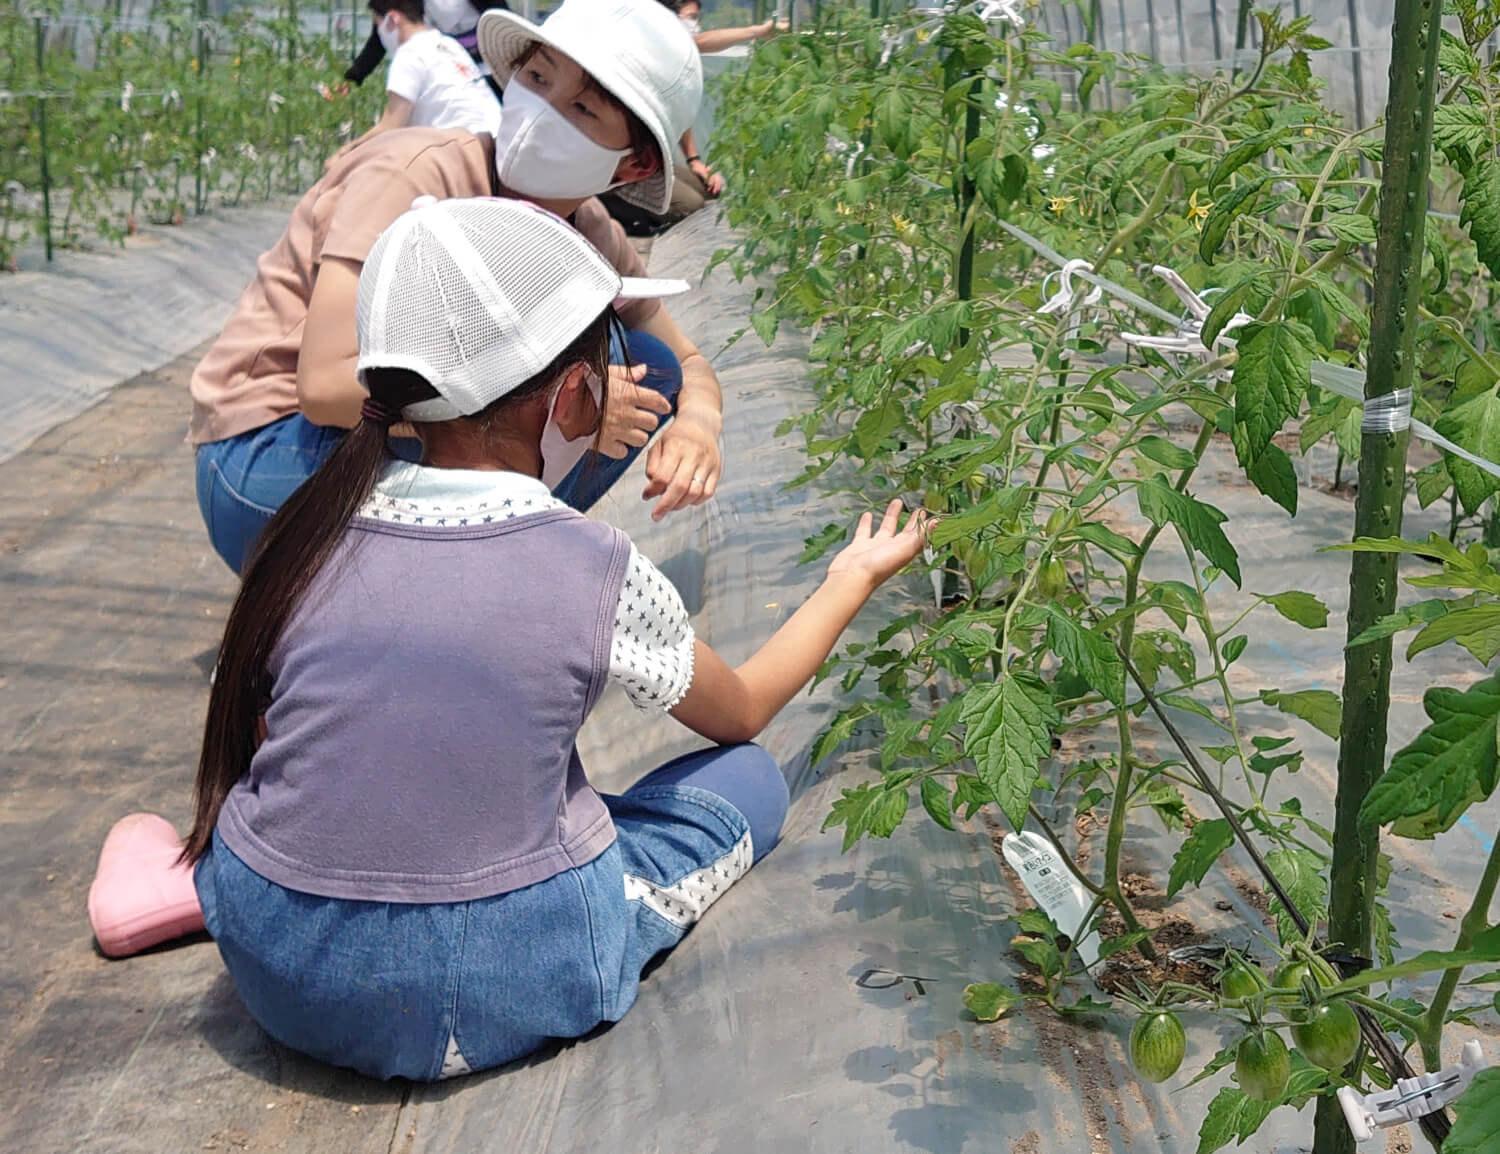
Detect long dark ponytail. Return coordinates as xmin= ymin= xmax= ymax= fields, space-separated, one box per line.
xmin=183 ymin=308 xmax=619 ymax=862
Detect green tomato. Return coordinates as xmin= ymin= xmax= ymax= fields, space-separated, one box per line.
xmin=1236 ymin=1029 xmax=1291 ymax=1103
xmin=1219 ymin=960 xmax=1262 ymax=1002
xmin=1291 ymin=1000 xmax=1360 ymax=1072
xmin=1273 ymin=955 xmax=1340 ymax=1022
xmin=1129 ymin=1010 xmax=1186 ymax=1084
xmin=1044 ymin=506 xmax=1077 ymax=537
xmin=1036 ymin=558 xmax=1069 ymax=599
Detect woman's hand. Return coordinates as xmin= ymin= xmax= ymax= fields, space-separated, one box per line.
xmin=597 ymin=364 xmax=672 ymax=457
xmin=825 ymin=500 xmax=931 ymax=590
xmin=689 ymin=159 xmax=726 ymax=197
xmin=644 ymin=414 xmax=721 ymax=520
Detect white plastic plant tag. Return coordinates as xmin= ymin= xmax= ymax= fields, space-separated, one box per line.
xmin=1002 ymin=830 xmax=1100 ymax=969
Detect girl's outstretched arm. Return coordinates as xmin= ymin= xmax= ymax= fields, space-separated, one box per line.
xmin=670 ymin=500 xmax=929 ymax=744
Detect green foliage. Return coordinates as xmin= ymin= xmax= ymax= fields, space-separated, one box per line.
xmin=962 ymin=981 xmax=1020 ymax=1021
xmin=0 ymin=3 xmax=378 ymax=259
xmin=1449 ymin=1070 xmax=1500 ymax=1154
xmin=712 ymin=6 xmax=1500 ymax=1146
xmin=1360 ymin=674 xmax=1500 ymax=837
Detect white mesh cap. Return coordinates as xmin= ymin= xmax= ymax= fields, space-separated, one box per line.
xmin=355 ymin=196 xmax=687 ymax=422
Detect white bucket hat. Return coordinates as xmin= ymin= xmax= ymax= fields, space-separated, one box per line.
xmin=356 ymin=197 xmax=687 ymax=422
xmin=477 ymin=0 xmax=702 ymax=214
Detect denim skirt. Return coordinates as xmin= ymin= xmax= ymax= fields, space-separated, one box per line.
xmin=195 ymin=781 xmax=752 ymax=1081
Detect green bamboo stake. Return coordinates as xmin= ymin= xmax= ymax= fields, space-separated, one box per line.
xmin=1312 ymin=0 xmax=1447 ymax=1149
xmin=33 ymin=16 xmax=52 ymax=262
xmin=194 ymin=0 xmax=207 ymax=215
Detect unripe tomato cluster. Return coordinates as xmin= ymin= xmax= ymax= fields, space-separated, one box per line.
xmin=1128 ymin=953 xmax=1360 ymax=1100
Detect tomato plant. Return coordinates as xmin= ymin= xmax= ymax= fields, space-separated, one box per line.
xmin=0 ymin=0 xmax=378 ymax=265
xmin=712 ymin=0 xmax=1500 ymax=1147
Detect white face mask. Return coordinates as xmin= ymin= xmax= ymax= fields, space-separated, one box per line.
xmin=679 ymin=15 xmax=702 ymax=33
xmin=377 ymin=12 xmax=401 ymax=53
xmin=424 ymin=0 xmax=476 ymax=36
xmin=494 ymin=80 xmax=632 ymax=201
xmin=539 ymin=371 xmax=604 ymax=489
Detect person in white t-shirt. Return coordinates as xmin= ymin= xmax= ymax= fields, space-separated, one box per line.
xmin=334 ymin=0 xmax=501 ymax=163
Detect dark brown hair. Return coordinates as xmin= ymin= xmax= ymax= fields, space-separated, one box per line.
xmin=182 ymin=309 xmax=618 ymax=862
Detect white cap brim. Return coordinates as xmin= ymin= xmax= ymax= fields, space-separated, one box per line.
xmin=617 ymin=276 xmax=689 ymax=300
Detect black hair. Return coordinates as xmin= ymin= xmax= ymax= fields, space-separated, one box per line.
xmin=182 ymin=308 xmax=618 ymax=862
xmin=369 ymin=0 xmax=425 ymax=23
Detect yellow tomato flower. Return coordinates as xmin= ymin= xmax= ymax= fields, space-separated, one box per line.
xmin=1186 ymin=188 xmax=1213 ymax=232
xmin=891 ymin=212 xmax=917 ymax=241
xmin=835 ymin=202 xmax=853 ymax=217
xmin=1046 ymin=195 xmax=1076 ymax=217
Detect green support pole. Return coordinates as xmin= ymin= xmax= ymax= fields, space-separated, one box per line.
xmin=955 ymin=75 xmax=979 ymax=349
xmin=1312 ymin=0 xmax=1448 ymax=1150
xmin=194 ymin=0 xmax=207 ymax=215
xmin=33 ymin=17 xmax=52 ymax=262
xmin=1232 ymin=0 xmax=1252 ymax=74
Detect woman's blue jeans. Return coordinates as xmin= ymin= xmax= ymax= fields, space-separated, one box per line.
xmin=195 ymin=329 xmax=682 ymax=574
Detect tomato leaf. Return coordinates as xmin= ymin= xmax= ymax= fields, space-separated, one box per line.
xmin=1449 ymin=1069 xmax=1500 ymax=1154
xmin=1266 ymin=847 xmax=1327 ymax=941
xmin=1434 ymin=388 xmax=1500 ymax=514
xmin=1136 ymin=434 xmax=1199 ymax=470
xmin=1360 ymin=673 xmax=1500 ymax=837
xmin=960 ymin=673 xmax=1058 ymax=828
xmin=1260 ymin=688 xmax=1343 ymax=739
xmin=962 ymin=981 xmax=1020 ymax=1022
xmin=1196 ymin=1086 xmax=1273 ymax=1154
xmin=1044 ymin=605 xmax=1124 ymax=704
xmin=1136 ymin=477 xmax=1242 ymax=587
xmin=1244 ymin=442 xmax=1299 ymax=515
xmin=1460 ymin=154 xmax=1500 ymax=280
xmin=1231 ymin=319 xmax=1317 ymax=465
xmin=1407 ymin=602 xmax=1500 ymax=664
xmin=1260 ymin=590 xmax=1329 ymax=629
xmin=1198 ymin=174 xmax=1273 ymax=264
xmin=1167 ymin=818 xmax=1235 ymax=900
xmin=1326 ymin=925 xmax=1500 ymax=993
xmin=919 ymin=775 xmax=956 ymax=831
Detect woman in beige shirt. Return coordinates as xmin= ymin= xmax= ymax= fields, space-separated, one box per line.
xmin=191 ymin=0 xmax=724 ymax=572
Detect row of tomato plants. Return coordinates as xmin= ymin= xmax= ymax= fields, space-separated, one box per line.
xmin=1 ymin=0 xmax=381 ymax=267
xmin=711 ymin=2 xmax=1500 ymax=1149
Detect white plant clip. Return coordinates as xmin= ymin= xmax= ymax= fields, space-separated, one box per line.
xmin=973 ymin=0 xmax=1025 ymax=26
xmin=1120 ymin=264 xmax=1253 ymax=375
xmin=1337 ymin=1040 xmax=1487 ymax=1143
xmin=1037 ymin=259 xmax=1103 ymax=343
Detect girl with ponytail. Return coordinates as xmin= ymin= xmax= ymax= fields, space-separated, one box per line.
xmin=87 ymin=198 xmax=928 ymax=1081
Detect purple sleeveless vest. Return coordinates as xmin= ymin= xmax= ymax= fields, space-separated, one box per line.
xmin=217 ymin=508 xmax=630 ymax=903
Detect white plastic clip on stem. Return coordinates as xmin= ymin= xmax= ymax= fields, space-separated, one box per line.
xmin=1337 ymin=1040 xmax=1487 ymax=1143
xmin=1037 ymin=259 xmax=1103 ymax=343
xmin=1119 ymin=265 xmax=1253 ymax=372
xmin=973 ymin=0 xmax=1025 ymax=27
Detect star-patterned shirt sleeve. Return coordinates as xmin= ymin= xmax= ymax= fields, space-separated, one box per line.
xmin=609 ymin=544 xmax=695 ymax=712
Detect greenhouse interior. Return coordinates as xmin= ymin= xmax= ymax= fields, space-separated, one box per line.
xmin=4 ymin=0 xmax=1500 ymax=1150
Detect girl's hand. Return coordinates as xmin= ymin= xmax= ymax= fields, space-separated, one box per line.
xmin=826 ymin=500 xmax=931 ymax=590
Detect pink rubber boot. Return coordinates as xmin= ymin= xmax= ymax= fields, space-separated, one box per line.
xmin=88 ymin=814 xmax=206 ymax=958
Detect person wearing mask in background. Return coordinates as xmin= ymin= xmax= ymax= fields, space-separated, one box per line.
xmin=600 ymin=0 xmax=785 ymax=235
xmin=85 ymin=198 xmax=929 ymax=1080
xmin=346 ymin=0 xmax=510 ymax=101
xmin=189 ymin=0 xmax=726 ymax=576
xmin=329 ymin=0 xmax=501 ymax=165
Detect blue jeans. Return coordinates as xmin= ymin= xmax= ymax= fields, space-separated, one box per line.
xmin=196 ymin=744 xmax=787 ymax=1081
xmin=194 ymin=329 xmax=683 ymax=574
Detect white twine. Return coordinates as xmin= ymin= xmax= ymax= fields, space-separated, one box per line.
xmin=1360 ymin=387 xmax=1413 ymax=434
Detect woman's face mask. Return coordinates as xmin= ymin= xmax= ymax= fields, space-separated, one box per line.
xmin=679 ymin=14 xmax=702 ymax=33
xmin=493 ymin=80 xmax=632 ymax=201
xmin=376 ymin=12 xmax=401 ymax=53
xmin=539 ymin=371 xmax=603 ymax=489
